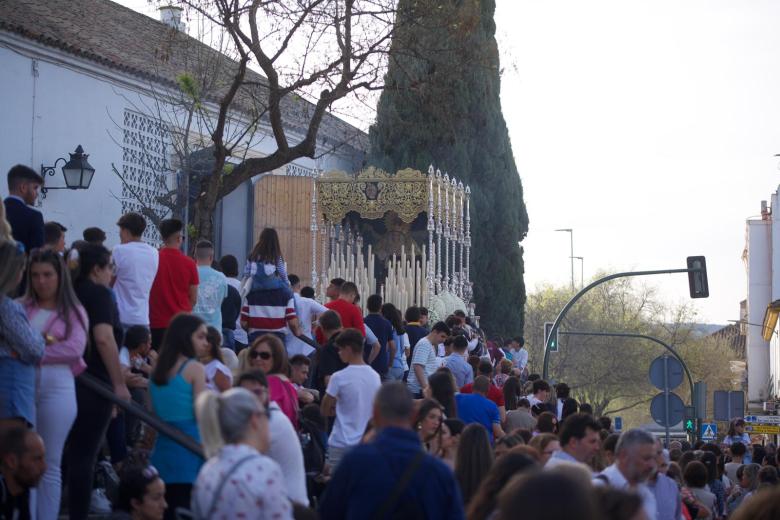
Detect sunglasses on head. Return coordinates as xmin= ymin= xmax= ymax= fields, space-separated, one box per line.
xmin=142 ymin=465 xmax=159 ymax=480
xmin=250 ymin=350 xmax=272 ymax=360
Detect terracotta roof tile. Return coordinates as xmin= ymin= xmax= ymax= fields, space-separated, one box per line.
xmin=0 ymin=0 xmax=366 ymax=149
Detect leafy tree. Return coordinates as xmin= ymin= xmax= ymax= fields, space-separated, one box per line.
xmin=524 ymin=278 xmax=738 ymax=424
xmin=368 ymin=0 xmax=529 ymax=335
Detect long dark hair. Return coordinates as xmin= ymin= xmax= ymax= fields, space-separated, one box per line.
xmin=151 ymin=313 xmax=204 ymax=385
xmin=503 ymin=376 xmax=521 ymax=411
xmin=73 ymin=243 xmax=111 ymax=283
xmin=24 ymin=248 xmax=87 ymax=338
xmin=466 ymin=452 xmax=537 ymax=520
xmin=429 ymin=370 xmax=457 ymax=419
xmin=536 ymin=412 xmax=557 ymax=434
xmin=381 ymin=302 xmax=405 ymax=335
xmin=205 ymin=326 xmax=224 ymax=363
xmin=455 ymin=424 xmax=494 ymax=505
xmin=415 ymin=398 xmax=444 ymax=436
xmin=249 ymin=228 xmax=283 ymax=264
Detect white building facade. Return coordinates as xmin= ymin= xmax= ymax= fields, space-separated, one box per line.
xmin=745 ymin=189 xmax=780 ymax=410
xmin=0 ymin=0 xmax=365 ymax=261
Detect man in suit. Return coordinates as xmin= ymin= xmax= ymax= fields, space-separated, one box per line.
xmin=4 ymin=165 xmax=44 ymax=252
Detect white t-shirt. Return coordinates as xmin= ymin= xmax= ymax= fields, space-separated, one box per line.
xmin=513 ymin=348 xmax=529 ymax=370
xmin=203 ymin=359 xmax=233 ymax=391
xmin=112 ymin=241 xmax=159 ymax=326
xmin=267 ymin=401 xmax=309 ymax=505
xmin=118 ymin=347 xmax=131 ymax=367
xmin=286 ymin=293 xmax=328 ymax=356
xmin=326 ymin=364 xmax=381 ymax=448
xmin=407 ymin=337 xmax=438 ymax=394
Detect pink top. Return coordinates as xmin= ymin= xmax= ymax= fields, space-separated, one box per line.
xmin=23 ymin=301 xmax=88 ymax=376
xmin=267 ymin=374 xmax=299 ymax=429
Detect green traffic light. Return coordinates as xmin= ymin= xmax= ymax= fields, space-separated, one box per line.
xmin=685 ymin=419 xmax=694 ymax=431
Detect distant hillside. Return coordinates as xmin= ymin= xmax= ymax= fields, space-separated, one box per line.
xmin=685 ymin=323 xmax=730 ymax=337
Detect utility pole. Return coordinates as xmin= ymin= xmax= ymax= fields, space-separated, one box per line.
xmin=555 ymin=228 xmax=574 ymax=292
xmin=572 ymin=256 xmax=584 ymax=288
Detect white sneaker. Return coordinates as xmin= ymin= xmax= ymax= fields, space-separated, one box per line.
xmin=90 ymin=488 xmax=112 ymax=514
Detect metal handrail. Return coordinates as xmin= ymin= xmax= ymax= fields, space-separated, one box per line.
xmin=78 ymin=332 xmax=322 ymax=459
xmin=77 ymin=372 xmax=204 ymax=457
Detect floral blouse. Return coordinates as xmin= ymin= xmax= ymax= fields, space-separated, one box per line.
xmin=191 ymin=443 xmax=292 ymax=520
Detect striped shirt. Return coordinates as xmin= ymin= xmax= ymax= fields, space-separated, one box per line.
xmin=242 ymin=287 xmax=297 ymax=339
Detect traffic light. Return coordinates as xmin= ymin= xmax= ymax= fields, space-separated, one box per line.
xmin=684 ymin=406 xmax=696 ymax=433
xmin=686 ymin=256 xmax=709 ymax=299
xmin=544 ymin=322 xmax=558 ymax=352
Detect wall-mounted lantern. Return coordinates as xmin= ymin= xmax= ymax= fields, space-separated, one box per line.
xmin=40 ymin=145 xmax=95 ymax=198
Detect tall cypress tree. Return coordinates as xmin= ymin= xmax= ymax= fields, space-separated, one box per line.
xmin=369 ymin=0 xmax=529 ymax=335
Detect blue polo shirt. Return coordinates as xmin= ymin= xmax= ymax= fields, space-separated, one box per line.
xmin=318 ymin=427 xmax=464 ymax=520
xmin=455 ymin=393 xmax=500 ymax=442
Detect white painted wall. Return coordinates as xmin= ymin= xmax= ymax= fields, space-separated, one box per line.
xmin=0 ymin=31 xmax=364 ymax=254
xmin=746 ymin=213 xmax=772 ymax=406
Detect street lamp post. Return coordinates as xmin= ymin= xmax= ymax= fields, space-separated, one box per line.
xmin=555 ymin=228 xmax=574 ymax=292
xmin=572 ymin=256 xmax=584 ymax=288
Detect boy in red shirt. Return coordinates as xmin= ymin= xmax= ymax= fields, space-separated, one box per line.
xmin=317 ymin=282 xmax=365 ymax=344
xmin=148 ymin=219 xmax=199 ymax=348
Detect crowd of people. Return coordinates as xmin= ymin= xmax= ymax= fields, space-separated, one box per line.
xmin=1 ymin=162 xmax=780 ymax=520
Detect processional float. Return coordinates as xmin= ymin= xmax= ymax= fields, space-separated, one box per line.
xmin=310 ymin=165 xmax=474 ymax=321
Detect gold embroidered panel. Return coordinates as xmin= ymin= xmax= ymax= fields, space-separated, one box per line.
xmin=317 ymin=167 xmax=430 ymax=223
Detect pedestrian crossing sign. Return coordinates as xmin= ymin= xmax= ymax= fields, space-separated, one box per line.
xmin=701 ymin=423 xmax=717 ymax=441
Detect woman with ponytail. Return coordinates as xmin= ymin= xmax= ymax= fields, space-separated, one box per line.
xmin=149 ymin=313 xmax=208 ymax=519
xmin=65 ymin=242 xmax=129 ymax=520
xmin=192 ymin=388 xmax=292 ymax=519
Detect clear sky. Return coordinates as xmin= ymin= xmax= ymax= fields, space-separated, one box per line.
xmin=495 ymin=0 xmax=780 ymax=324
xmin=116 ymin=0 xmax=780 ymax=324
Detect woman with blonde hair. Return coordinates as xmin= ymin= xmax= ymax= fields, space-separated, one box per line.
xmin=529 ymin=433 xmax=561 ymax=466
xmin=192 ymin=388 xmax=292 ymax=519
xmin=0 ymin=239 xmax=45 ymax=430
xmin=0 ymin=202 xmax=12 ymax=241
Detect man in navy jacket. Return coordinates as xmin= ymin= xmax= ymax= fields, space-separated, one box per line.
xmin=318 ymin=382 xmax=464 ymax=520
xmin=4 ymin=165 xmax=44 ymax=253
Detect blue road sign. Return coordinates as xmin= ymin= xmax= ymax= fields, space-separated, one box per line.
xmin=614 ymin=417 xmax=623 ymax=432
xmin=701 ymin=422 xmax=718 ymax=441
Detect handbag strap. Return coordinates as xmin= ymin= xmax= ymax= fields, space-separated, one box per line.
xmin=195 ymin=453 xmax=258 ymax=519
xmin=371 ymin=451 xmax=426 ymax=520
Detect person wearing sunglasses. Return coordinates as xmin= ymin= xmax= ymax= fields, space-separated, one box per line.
xmin=241 ymin=334 xmax=299 ymax=429
xmin=192 ymin=388 xmax=292 ymax=519
xmin=0 ymin=239 xmax=45 ymax=432
xmin=116 ymin=465 xmax=167 ymax=520
xmin=21 ymin=248 xmax=87 ymax=519
xmin=235 ymin=370 xmax=309 ymax=507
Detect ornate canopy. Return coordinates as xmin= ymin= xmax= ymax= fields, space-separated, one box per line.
xmin=316 ymin=167 xmax=429 ymax=223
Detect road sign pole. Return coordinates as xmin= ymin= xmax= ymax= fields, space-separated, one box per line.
xmin=663 ymin=355 xmax=670 ymax=447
